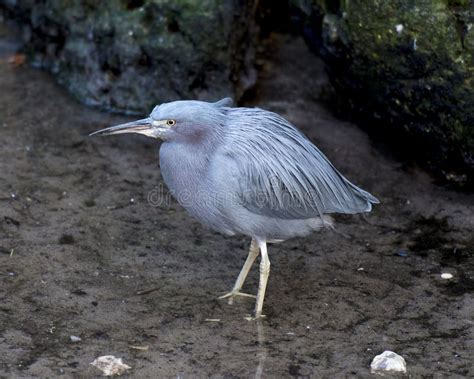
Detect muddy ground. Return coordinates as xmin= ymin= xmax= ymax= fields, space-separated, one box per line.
xmin=0 ymin=21 xmax=473 ymax=378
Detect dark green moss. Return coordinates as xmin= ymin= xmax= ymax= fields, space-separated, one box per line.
xmin=294 ymin=0 xmax=474 ymax=187
xmin=1 ymin=1 xmax=257 ymax=114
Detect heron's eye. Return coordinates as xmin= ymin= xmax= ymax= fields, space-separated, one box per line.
xmin=167 ymin=119 xmax=176 ymax=126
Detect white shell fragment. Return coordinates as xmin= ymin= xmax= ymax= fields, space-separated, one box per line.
xmin=370 ymin=350 xmax=407 ymax=375
xmin=70 ymin=335 xmax=81 ymax=342
xmin=441 ymin=273 xmax=453 ymax=279
xmin=90 ymin=355 xmax=131 ymax=376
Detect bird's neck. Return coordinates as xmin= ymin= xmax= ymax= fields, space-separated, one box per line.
xmin=159 ymin=139 xmax=214 ymax=195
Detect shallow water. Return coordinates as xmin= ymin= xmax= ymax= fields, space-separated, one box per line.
xmin=0 ymin=22 xmax=473 ymax=377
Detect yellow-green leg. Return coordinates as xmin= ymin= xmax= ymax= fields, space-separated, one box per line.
xmin=218 ymin=238 xmax=259 ymax=305
xmin=253 ymin=239 xmax=270 ymax=319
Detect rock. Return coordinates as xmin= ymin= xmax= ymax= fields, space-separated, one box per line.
xmin=370 ymin=350 xmax=407 ymax=375
xmin=395 ymin=250 xmax=409 ymax=257
xmin=441 ymin=272 xmax=453 ymax=279
xmin=0 ymin=1 xmax=257 ymax=114
xmin=291 ymin=0 xmax=474 ymax=187
xmin=90 ymin=355 xmax=131 ymax=377
xmin=69 ymin=335 xmax=81 ymax=342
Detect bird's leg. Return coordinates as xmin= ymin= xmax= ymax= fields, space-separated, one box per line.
xmin=253 ymin=240 xmax=270 ymax=319
xmin=218 ymin=238 xmax=259 ymax=304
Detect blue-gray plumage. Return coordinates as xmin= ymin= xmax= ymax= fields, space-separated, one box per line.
xmin=90 ymin=98 xmax=379 ymax=319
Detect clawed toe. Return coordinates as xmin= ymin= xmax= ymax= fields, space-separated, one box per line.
xmin=218 ymin=291 xmax=256 ymax=299
xmin=218 ymin=290 xmax=256 ymax=304
xmin=244 ymin=313 xmax=266 ymax=321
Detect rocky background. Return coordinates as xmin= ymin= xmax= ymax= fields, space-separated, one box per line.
xmin=0 ymin=0 xmax=257 ymax=114
xmin=291 ymin=0 xmax=474 ymax=188
xmin=1 ymin=0 xmax=473 ymax=187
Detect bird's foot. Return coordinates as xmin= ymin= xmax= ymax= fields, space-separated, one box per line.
xmin=218 ymin=290 xmax=256 ymax=305
xmin=244 ymin=313 xmax=266 ymax=321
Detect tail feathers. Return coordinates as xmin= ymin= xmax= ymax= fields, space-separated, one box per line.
xmin=310 ymin=214 xmax=351 ymax=239
xmin=310 ymin=215 xmax=334 ymax=230
xmin=346 ymin=181 xmax=380 ymax=213
xmin=359 ymin=188 xmax=380 ymax=205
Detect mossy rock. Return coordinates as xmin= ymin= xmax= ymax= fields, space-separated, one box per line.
xmin=292 ymin=0 xmax=474 ymax=187
xmin=1 ymin=0 xmax=257 ymax=114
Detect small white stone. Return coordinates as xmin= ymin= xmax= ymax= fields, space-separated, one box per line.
xmin=370 ymin=350 xmax=407 ymax=374
xmin=91 ymin=356 xmax=131 ymax=376
xmin=441 ymin=273 xmax=453 ymax=279
xmin=70 ymin=335 xmax=81 ymax=342
xmin=395 ymin=24 xmax=404 ymax=34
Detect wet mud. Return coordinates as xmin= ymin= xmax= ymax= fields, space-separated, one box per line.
xmin=0 ymin=24 xmax=473 ymax=377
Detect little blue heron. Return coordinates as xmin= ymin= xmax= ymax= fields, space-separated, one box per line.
xmin=90 ymin=98 xmax=379 ymax=319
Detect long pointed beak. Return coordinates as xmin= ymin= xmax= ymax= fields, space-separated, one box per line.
xmin=89 ymin=118 xmax=153 ymax=137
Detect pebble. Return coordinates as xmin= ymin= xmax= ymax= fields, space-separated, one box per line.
xmin=90 ymin=355 xmax=131 ymax=376
xmin=441 ymin=273 xmax=453 ymax=279
xmin=70 ymin=335 xmax=81 ymax=342
xmin=370 ymin=350 xmax=407 ymax=375
xmin=396 ymin=250 xmax=409 ymax=257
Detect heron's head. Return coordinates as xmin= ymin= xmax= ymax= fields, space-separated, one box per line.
xmin=90 ymin=98 xmax=232 ymax=143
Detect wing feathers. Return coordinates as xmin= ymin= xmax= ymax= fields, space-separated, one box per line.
xmin=223 ymin=108 xmax=379 ymax=220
